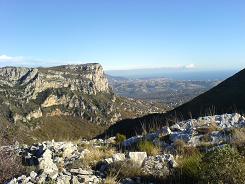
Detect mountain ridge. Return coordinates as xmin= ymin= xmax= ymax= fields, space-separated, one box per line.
xmin=100 ymin=68 xmax=245 ymax=137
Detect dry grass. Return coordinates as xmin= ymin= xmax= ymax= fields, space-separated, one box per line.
xmin=107 ymin=160 xmax=144 ymax=180
xmin=70 ymin=145 xmax=116 ymax=169
xmin=31 ymin=116 xmax=105 ymax=143
xmin=174 ymin=139 xmax=186 ymax=154
xmin=230 ymin=128 xmax=245 ymax=145
xmin=103 ymin=174 xmax=119 ymax=184
xmin=176 ymin=152 xmax=202 ymax=182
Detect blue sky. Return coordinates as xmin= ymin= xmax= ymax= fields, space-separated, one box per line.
xmin=0 ymin=0 xmax=244 ymax=70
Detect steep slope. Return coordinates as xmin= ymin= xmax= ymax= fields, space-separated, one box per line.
xmin=170 ymin=68 xmax=245 ymax=118
xmin=101 ymin=68 xmax=245 ymax=137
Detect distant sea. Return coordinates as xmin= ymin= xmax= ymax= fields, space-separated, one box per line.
xmin=106 ymin=69 xmax=239 ymax=81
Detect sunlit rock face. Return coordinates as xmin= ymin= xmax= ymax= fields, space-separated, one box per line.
xmin=0 ymin=63 xmax=116 ymax=124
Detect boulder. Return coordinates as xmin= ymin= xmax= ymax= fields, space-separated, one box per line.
xmin=170 ymin=132 xmax=192 ymax=143
xmin=112 ymin=153 xmax=126 ymax=162
xmin=30 ymin=171 xmax=37 ymax=180
xmin=123 ymin=135 xmax=143 ymax=147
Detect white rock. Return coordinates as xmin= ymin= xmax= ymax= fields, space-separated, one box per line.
xmin=63 ymin=143 xmax=77 ymax=158
xmin=8 ymin=178 xmax=18 ymax=184
xmin=70 ymin=168 xmax=93 ymax=175
xmin=38 ymin=149 xmax=58 ymax=179
xmin=112 ymin=153 xmax=126 ymax=162
xmin=30 ymin=171 xmax=37 ymax=179
xmin=104 ymin=157 xmax=113 ymax=164
xmin=56 ymin=175 xmax=71 ymax=184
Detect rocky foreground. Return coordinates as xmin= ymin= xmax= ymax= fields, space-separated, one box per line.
xmin=3 ymin=113 xmax=245 ymax=184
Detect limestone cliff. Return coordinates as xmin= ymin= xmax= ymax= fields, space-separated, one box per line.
xmin=0 ymin=63 xmax=116 ymax=124
xmin=0 ymin=63 xmax=166 ymax=126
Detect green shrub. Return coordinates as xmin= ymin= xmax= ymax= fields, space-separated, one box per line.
xmin=115 ymin=133 xmax=126 ymax=144
xmin=137 ymin=140 xmax=160 ymax=156
xmin=201 ymin=145 xmax=245 ymax=184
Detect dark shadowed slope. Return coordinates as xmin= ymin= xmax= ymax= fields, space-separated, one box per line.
xmin=100 ymin=68 xmax=245 ymax=137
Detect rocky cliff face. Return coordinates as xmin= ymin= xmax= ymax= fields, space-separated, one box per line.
xmin=0 ymin=63 xmax=118 ymax=124
xmin=0 ymin=63 xmax=166 ymax=126
xmin=0 ymin=63 xmax=110 ymax=98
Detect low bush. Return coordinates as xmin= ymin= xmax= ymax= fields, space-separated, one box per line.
xmin=115 ymin=133 xmax=126 ymax=144
xmin=201 ymin=145 xmax=245 ymax=184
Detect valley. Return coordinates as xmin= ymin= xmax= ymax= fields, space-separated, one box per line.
xmin=108 ymin=76 xmax=220 ymax=108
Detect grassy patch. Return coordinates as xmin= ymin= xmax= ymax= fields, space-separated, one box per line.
xmin=137 ymin=140 xmax=161 ymax=156
xmin=30 ymin=116 xmax=105 ymax=143
xmin=177 ymin=153 xmax=202 ymax=182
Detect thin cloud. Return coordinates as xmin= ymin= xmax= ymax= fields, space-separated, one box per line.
xmin=0 ymin=54 xmax=24 ymax=62
xmin=184 ymin=64 xmax=195 ymax=69
xmin=105 ymin=64 xmax=196 ymax=71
